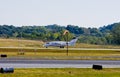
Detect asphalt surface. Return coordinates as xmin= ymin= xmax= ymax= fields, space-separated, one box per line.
xmin=0 ymin=59 xmax=120 ymax=68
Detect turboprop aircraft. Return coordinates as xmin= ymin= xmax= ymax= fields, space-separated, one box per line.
xmin=44 ymin=37 xmax=78 ymax=48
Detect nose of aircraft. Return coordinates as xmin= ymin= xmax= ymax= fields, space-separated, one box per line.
xmin=43 ymin=44 xmax=46 ymax=47
xmin=43 ymin=43 xmax=48 ymax=47
xmin=43 ymin=43 xmax=49 ymax=48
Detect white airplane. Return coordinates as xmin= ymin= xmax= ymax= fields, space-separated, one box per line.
xmin=44 ymin=37 xmax=78 ymax=48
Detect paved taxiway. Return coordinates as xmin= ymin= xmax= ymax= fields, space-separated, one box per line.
xmin=0 ymin=59 xmax=120 ymax=68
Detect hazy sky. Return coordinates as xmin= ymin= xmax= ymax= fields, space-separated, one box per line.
xmin=0 ymin=0 xmax=120 ymax=28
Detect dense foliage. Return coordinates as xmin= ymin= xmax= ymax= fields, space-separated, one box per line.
xmin=0 ymin=22 xmax=120 ymax=45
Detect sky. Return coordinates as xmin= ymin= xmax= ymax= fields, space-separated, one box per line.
xmin=0 ymin=0 xmax=120 ymax=28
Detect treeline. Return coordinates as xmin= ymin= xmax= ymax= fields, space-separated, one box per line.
xmin=0 ymin=22 xmax=120 ymax=45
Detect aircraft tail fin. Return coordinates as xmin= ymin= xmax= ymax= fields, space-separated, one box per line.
xmin=68 ymin=37 xmax=78 ymax=46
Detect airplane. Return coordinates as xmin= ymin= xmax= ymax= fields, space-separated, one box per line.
xmin=44 ymin=37 xmax=78 ymax=48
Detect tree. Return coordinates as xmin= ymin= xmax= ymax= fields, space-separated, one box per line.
xmin=111 ymin=24 xmax=120 ymax=44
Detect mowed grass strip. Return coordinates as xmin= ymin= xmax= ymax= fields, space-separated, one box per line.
xmin=0 ymin=48 xmax=120 ymax=55
xmin=0 ymin=48 xmax=120 ymax=60
xmin=0 ymin=68 xmax=120 ymax=77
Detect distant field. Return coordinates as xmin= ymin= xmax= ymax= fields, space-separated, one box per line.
xmin=0 ymin=38 xmax=44 ymax=47
xmin=0 ymin=38 xmax=120 ymax=48
xmin=0 ymin=68 xmax=120 ymax=77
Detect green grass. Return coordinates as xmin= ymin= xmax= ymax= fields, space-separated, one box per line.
xmin=0 ymin=68 xmax=120 ymax=77
xmin=0 ymin=38 xmax=43 ymax=47
xmin=0 ymin=48 xmax=120 ymax=60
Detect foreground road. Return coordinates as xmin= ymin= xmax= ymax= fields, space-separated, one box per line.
xmin=0 ymin=59 xmax=120 ymax=68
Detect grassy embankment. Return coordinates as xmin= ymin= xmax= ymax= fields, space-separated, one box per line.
xmin=0 ymin=68 xmax=120 ymax=77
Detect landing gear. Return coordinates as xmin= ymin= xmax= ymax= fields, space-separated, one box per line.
xmin=60 ymin=46 xmax=64 ymax=48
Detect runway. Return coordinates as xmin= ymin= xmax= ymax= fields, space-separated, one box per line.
xmin=0 ymin=59 xmax=120 ymax=68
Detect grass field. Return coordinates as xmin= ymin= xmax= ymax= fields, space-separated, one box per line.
xmin=0 ymin=68 xmax=120 ymax=77
xmin=0 ymin=48 xmax=120 ymax=60
xmin=0 ymin=38 xmax=44 ymax=47
xmin=0 ymin=38 xmax=120 ymax=48
xmin=0 ymin=38 xmax=120 ymax=60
